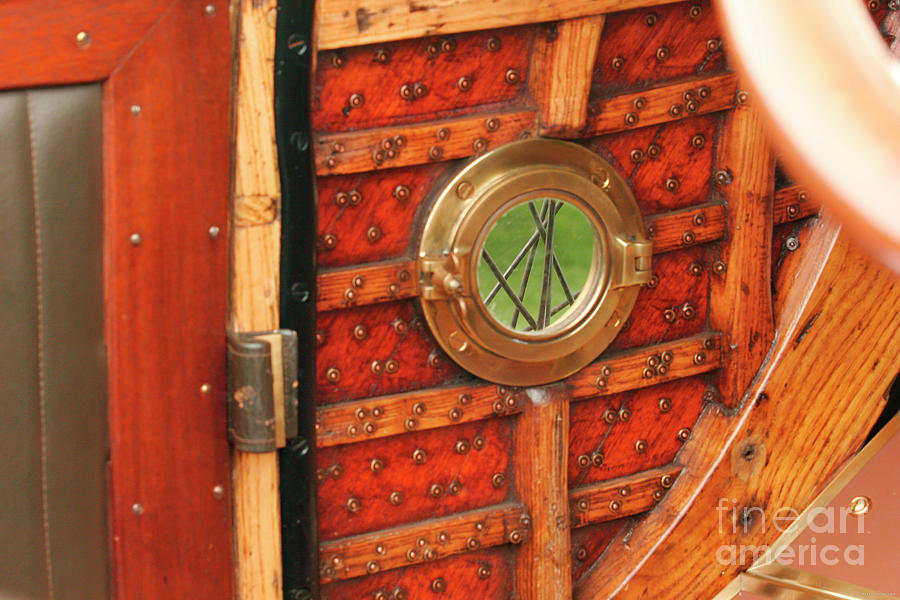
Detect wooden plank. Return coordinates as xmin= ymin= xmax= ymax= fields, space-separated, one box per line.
xmin=569 ymin=465 xmax=681 ymax=528
xmin=709 ymin=103 xmax=775 ymax=407
xmin=318 ymin=502 xmax=530 ymax=582
xmin=230 ymin=2 xmax=283 ymax=600
xmin=103 ymin=1 xmax=234 ymax=597
xmin=530 ymin=16 xmax=606 ymax=136
xmin=316 ymin=333 xmax=722 ymax=447
xmin=575 ymin=222 xmax=900 ymax=599
xmin=773 ymin=184 xmax=819 ymax=225
xmin=513 ymin=384 xmax=572 ymax=599
xmin=0 ymin=0 xmax=170 ymax=90
xmin=586 ymin=73 xmax=738 ymax=136
xmin=315 ymin=204 xmax=725 ymax=311
xmin=315 ymin=0 xmax=681 ymax=50
xmin=314 ymin=110 xmax=538 ymax=175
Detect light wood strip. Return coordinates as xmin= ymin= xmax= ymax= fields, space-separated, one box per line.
xmin=569 ymin=465 xmax=681 ymax=528
xmin=314 ymin=109 xmax=537 ymax=176
xmin=514 ymin=384 xmax=572 ymax=599
xmin=586 ymin=73 xmax=738 ymax=137
xmin=708 ymin=103 xmax=775 ymax=407
xmin=530 ymin=16 xmax=606 ymax=137
xmin=773 ymin=184 xmax=819 ymax=225
xmin=318 ymin=502 xmax=530 ymax=582
xmin=315 ymin=0 xmax=680 ymax=51
xmin=315 ymin=333 xmax=723 ymax=448
xmin=230 ymin=1 xmax=283 ymax=599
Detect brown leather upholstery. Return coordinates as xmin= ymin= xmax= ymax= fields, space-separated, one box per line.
xmin=0 ymin=85 xmax=107 ymax=599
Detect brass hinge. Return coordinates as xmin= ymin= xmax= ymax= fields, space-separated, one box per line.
xmin=226 ymin=330 xmax=299 ymax=453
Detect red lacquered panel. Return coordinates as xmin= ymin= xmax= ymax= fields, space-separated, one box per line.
xmin=591 ymin=0 xmax=727 ymax=96
xmin=317 ymin=418 xmax=512 ymax=540
xmin=316 ymin=300 xmax=464 ymax=405
xmin=313 ymin=27 xmax=532 ymax=133
xmin=569 ymin=375 xmax=706 ymax=486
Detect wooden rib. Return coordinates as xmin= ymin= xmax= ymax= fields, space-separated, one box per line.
xmin=514 ymin=385 xmax=572 ymax=599
xmin=773 ymin=184 xmax=819 ymax=225
xmin=315 ymin=334 xmax=723 ymax=448
xmin=585 ymin=73 xmax=738 ymax=137
xmin=646 ymin=203 xmax=726 ymax=254
xmin=230 ymin=2 xmax=283 ymax=599
xmin=315 ymin=0 xmax=680 ymax=51
xmin=317 ymin=259 xmax=417 ymax=312
xmin=709 ymin=104 xmax=775 ymax=407
xmin=568 ymin=465 xmax=682 ymax=528
xmin=314 ymin=110 xmax=537 ymax=176
xmin=530 ymin=16 xmax=606 ymax=137
xmin=318 ymin=502 xmax=530 ymax=583
xmin=316 ymin=205 xmax=724 ymax=311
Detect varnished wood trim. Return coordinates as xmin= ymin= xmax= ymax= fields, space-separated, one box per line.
xmin=318 ymin=502 xmax=530 ymax=582
xmin=530 ymin=16 xmax=606 ymax=137
xmin=708 ymin=104 xmax=775 ymax=407
xmin=773 ymin=184 xmax=819 ymax=225
xmin=315 ymin=334 xmax=723 ymax=448
xmin=314 ymin=110 xmax=538 ymax=176
xmin=514 ymin=385 xmax=572 ymax=598
xmin=315 ymin=0 xmax=681 ymax=51
xmin=585 ymin=73 xmax=738 ymax=137
xmin=575 ymin=222 xmax=900 ymax=599
xmin=569 ymin=465 xmax=681 ymax=528
xmin=316 ymin=205 xmax=725 ymax=311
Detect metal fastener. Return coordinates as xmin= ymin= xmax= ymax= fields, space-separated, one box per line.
xmin=355 ymin=407 xmax=368 ymax=421
xmin=330 ymin=53 xmax=345 ymax=68
xmin=130 ymin=104 xmax=141 ymax=116
xmin=326 ymin=367 xmax=341 ymax=383
xmin=76 ymin=31 xmax=92 ymax=47
xmin=610 ymin=499 xmax=622 ymax=512
xmin=353 ymin=324 xmax=368 ymax=340
xmin=619 ymin=486 xmax=631 ymax=497
xmin=412 ymin=449 xmax=427 ymax=464
xmin=611 ymin=56 xmax=625 ymax=70
xmin=366 ymin=226 xmax=382 ymax=243
xmin=349 ymin=93 xmax=365 ymax=109
xmin=635 ymin=439 xmax=648 ymax=453
xmin=659 ymin=397 xmax=672 ymax=412
xmin=688 ymin=262 xmax=703 ymax=276
xmin=713 ymin=260 xmax=727 ymax=275
xmin=213 ymin=484 xmax=225 ymax=499
xmin=691 ymin=134 xmax=705 ymax=149
xmin=682 ymin=304 xmax=696 ymax=319
xmin=736 ymin=90 xmax=749 ymax=105
xmin=591 ymin=452 xmax=603 ymax=467
xmin=645 ymin=12 xmax=658 ymax=26
xmin=634 ymin=97 xmax=647 ymax=110
xmin=677 ymin=427 xmax=691 ymax=441
xmin=491 ymin=473 xmax=505 ymax=488
xmin=448 ymin=481 xmax=462 ymax=495
xmin=656 ymin=46 xmax=670 ymax=61
xmin=669 ymin=104 xmax=683 ymax=117
xmin=130 ymin=232 xmax=142 ymax=246
xmin=647 ymin=143 xmax=661 ymax=158
xmin=473 ymin=138 xmax=488 ymax=153
xmin=473 ymin=435 xmax=485 ymax=450
xmin=707 ymin=39 xmax=721 ymax=53
xmin=625 ymin=112 xmax=639 ymax=126
xmin=575 ymin=546 xmax=588 ymax=561
xmin=785 ymin=236 xmax=800 ymax=252
xmin=619 ymin=408 xmax=632 ymax=422
xmin=390 ymin=491 xmax=403 ymax=505
xmin=508 ymin=530 xmax=523 ymax=544
xmin=603 ymin=408 xmax=617 ymax=424
xmin=849 ymin=496 xmax=871 ymax=516
xmin=431 ymin=577 xmax=446 ymax=593
xmin=371 ymin=458 xmax=384 ymax=473
xmin=661 ymin=474 xmax=675 ymax=488
xmin=429 ymin=483 xmax=444 ymax=498
xmin=486 ymin=37 xmax=502 ymax=52
xmin=477 ymin=564 xmax=491 ymax=578
xmin=630 ymin=149 xmax=644 ymax=163
xmin=457 ymin=76 xmax=472 ymax=92
xmin=698 ymin=86 xmax=711 ymax=99
xmin=374 ymin=47 xmax=390 ymax=63
xmin=458 ymin=393 xmax=471 ymax=405
xmin=385 ymin=359 xmax=398 ymax=374
xmin=682 ymin=231 xmax=695 ymax=245
xmin=347 ymin=497 xmax=361 ymax=513
xmin=689 ymin=4 xmax=702 ymax=18
xmin=448 ymin=407 xmax=462 ymax=421
xmin=404 ymin=417 xmax=417 ymax=431
xmin=366 ymin=561 xmax=380 ymax=574
xmin=577 ymin=454 xmax=591 ymax=468
xmin=440 ymin=37 xmax=456 ymax=52
xmin=661 ymin=350 xmax=673 ymax=363
xmin=132 ymin=502 xmax=143 ymax=515
xmin=370 ymin=360 xmax=384 ymax=375
xmin=505 ymin=69 xmax=521 ymax=84
xmin=663 ymin=308 xmax=677 ymax=323
xmin=653 ymin=489 xmax=664 ymax=501
xmin=455 ymin=440 xmax=470 ymax=454
xmin=665 ymin=178 xmax=679 ymax=192
xmin=693 ymin=352 xmax=706 ymax=365
xmin=786 ymin=204 xmax=799 ymax=218
xmin=485 ymin=117 xmax=500 ymax=131
xmin=466 ymin=537 xmax=480 ymax=550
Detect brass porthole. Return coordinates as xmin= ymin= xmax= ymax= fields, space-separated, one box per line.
xmin=418 ymin=138 xmax=652 ymax=386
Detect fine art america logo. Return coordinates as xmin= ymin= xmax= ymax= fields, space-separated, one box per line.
xmin=715 ymin=498 xmax=866 ymax=566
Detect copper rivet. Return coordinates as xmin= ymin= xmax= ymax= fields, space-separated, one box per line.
xmin=591 ymin=452 xmax=603 ymax=467
xmin=682 ymin=231 xmax=695 ymax=245
xmin=353 ymin=324 xmax=368 ymax=340
xmin=413 ymin=402 xmax=426 ymax=416
xmin=491 ymin=473 xmax=505 ymax=488
xmin=429 ymin=146 xmax=443 ymax=161
xmin=374 ymin=47 xmax=390 ymax=63
xmin=670 ymin=104 xmax=683 ymax=117
xmin=619 ymin=486 xmax=631 ymax=497
xmin=473 ymin=435 xmax=485 ymax=450
xmin=661 ymin=474 xmax=674 ymax=488
xmin=413 ymin=83 xmax=428 ymax=98
xmin=441 ymin=37 xmax=456 ymax=52
xmin=486 ymin=36 xmax=502 ymax=51
xmin=630 ymin=149 xmax=644 ymax=163
xmin=678 ymin=427 xmax=691 ymax=441
xmin=596 ymin=377 xmax=607 ymax=388
xmin=458 ymin=393 xmax=472 ymax=406
xmin=390 ymin=491 xmax=403 ymax=505
xmin=331 ymin=53 xmax=344 ymax=68
xmin=347 ymin=424 xmax=359 ymax=436
xmin=693 ymin=213 xmax=706 ymax=227
xmin=477 ymin=564 xmax=491 ymax=578
xmin=349 ymin=93 xmax=365 ymax=108
xmin=372 ymin=150 xmax=385 ymax=165
xmin=344 ymin=288 xmax=358 ymax=302
xmin=435 ymin=128 xmax=451 ymax=142
xmin=610 ymin=499 xmax=622 ymax=512
xmin=405 ymin=417 xmax=417 ymax=430
xmin=736 ymin=90 xmax=749 ymax=105
xmin=682 ymin=304 xmax=696 ymax=319
xmin=653 ymin=489 xmax=665 ymax=501
xmin=372 ymin=406 xmax=384 ymax=418
xmin=505 ymin=395 xmax=516 ymax=408
xmin=438 ymin=532 xmax=450 ymax=544
xmin=330 ymin=464 xmax=343 ymax=478
xmin=689 ymin=4 xmax=702 ymax=18
xmin=393 ymin=588 xmax=408 ymax=600
xmin=76 ymin=31 xmax=92 ymax=47
xmin=467 ymin=537 xmax=480 ymax=550
xmin=656 ymin=363 xmax=669 ymax=375
xmin=713 ymin=260 xmax=727 ymax=275
xmin=366 ymin=226 xmax=381 ymax=242
xmin=475 ymin=521 xmax=485 ymax=532
xmin=347 ymin=497 xmax=361 ymax=512
xmin=656 ymin=46 xmax=670 ymax=61
xmin=371 ymin=458 xmax=384 ymax=473
xmin=647 ymin=143 xmax=661 ymax=158
xmin=426 ymin=42 xmax=439 ymax=57
xmin=473 ymin=138 xmax=488 ymax=153
xmin=456 ymin=440 xmax=470 ymax=454
xmin=449 ymin=481 xmax=462 ymax=495
xmin=849 ymin=496 xmax=871 ymax=516
xmin=508 ymin=530 xmax=523 ymax=544
xmin=399 ymin=84 xmax=414 ymax=100
xmin=786 ymin=204 xmax=799 ymax=218
xmin=625 ymin=112 xmax=638 ymax=126
xmin=430 ymin=577 xmax=446 ymax=593
xmin=366 ymin=561 xmax=380 ymax=574
xmin=355 ymin=407 xmax=368 ymax=421
xmin=352 ymin=275 xmax=365 ymax=289
xmin=575 ymin=546 xmax=588 ymax=561
xmin=485 ymin=118 xmax=500 ymax=131
xmin=661 ymin=351 xmax=673 ymax=363
xmin=643 ymin=367 xmax=655 ymax=379
xmin=334 ymin=192 xmax=349 ymax=207
xmin=665 ymin=178 xmax=679 ymax=192
xmin=457 ymin=76 xmax=472 ymax=92
xmin=326 ymin=156 xmax=337 ymax=168
xmin=393 ymin=184 xmax=411 ymax=201
xmin=611 ymin=56 xmax=625 ymax=70
xmin=326 ymin=367 xmax=340 ymax=383
xmin=663 ymin=308 xmax=676 ymax=323
xmin=505 ymin=69 xmax=521 ymax=84
xmin=698 ymin=86 xmax=711 ymax=99
xmin=603 ymin=408 xmax=617 ymax=424
xmin=449 ymin=407 xmax=462 ymax=421
xmin=635 ymin=440 xmax=648 ymax=453
xmin=693 ymin=352 xmax=706 ymax=365
xmin=371 ymin=360 xmax=384 ymax=374
xmin=645 ymin=12 xmax=657 ymax=25
xmin=385 ymin=359 xmax=399 ymax=374
xmin=686 ymin=100 xmax=699 ymax=113
xmin=413 ymin=449 xmax=426 ymax=464
xmin=785 ymin=236 xmax=800 ymax=252
xmin=633 ymin=97 xmax=647 ymax=111
xmin=388 ymin=282 xmax=400 ymax=295
xmin=577 ymin=454 xmax=590 ymax=467
xmin=350 ymin=191 xmax=363 ymax=205
xmin=689 ymin=262 xmax=702 ymax=276
xmin=707 ymin=39 xmax=720 ymax=52
xmin=659 ymin=397 xmax=672 ymax=412
xmin=691 ymin=134 xmax=705 ymax=148
xmin=619 ymin=408 xmax=632 ymax=422
xmin=603 ymin=366 xmax=612 ymax=376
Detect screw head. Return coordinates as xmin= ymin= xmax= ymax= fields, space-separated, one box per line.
xmin=659 ymin=397 xmax=672 ymax=412
xmin=129 ymin=232 xmax=142 ymax=246
xmin=635 ymin=439 xmax=648 ymax=453
xmin=75 ymin=31 xmax=92 ymax=47
xmin=504 ymin=69 xmax=521 ymax=84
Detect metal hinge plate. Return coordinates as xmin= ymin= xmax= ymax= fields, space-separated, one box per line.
xmin=226 ymin=329 xmax=299 ymax=452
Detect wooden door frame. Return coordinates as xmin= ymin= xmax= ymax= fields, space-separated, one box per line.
xmin=1 ymin=2 xmax=234 ymax=598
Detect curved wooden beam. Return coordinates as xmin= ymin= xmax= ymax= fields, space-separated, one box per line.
xmin=576 ymin=218 xmax=900 ymax=598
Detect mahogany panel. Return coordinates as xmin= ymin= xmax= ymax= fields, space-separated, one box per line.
xmin=318 ymin=164 xmax=444 ymax=268
xmin=609 ymin=245 xmax=709 ymax=351
xmin=571 ymin=518 xmax=632 ymax=584
xmin=320 ymin=547 xmax=515 ymax=599
xmin=316 ymin=300 xmax=464 ymax=404
xmin=313 ymin=27 xmax=532 ymax=133
xmin=585 ymin=113 xmax=719 ymax=215
xmin=569 ymin=376 xmax=706 ymax=486
xmin=103 ymin=1 xmax=233 ymax=598
xmin=591 ymin=0 xmax=727 ymax=95
xmin=0 ymin=0 xmax=170 ymax=90
xmin=316 ymin=418 xmax=512 ymax=540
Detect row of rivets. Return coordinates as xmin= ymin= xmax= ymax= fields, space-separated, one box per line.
xmin=594 ymin=365 xmax=613 ymax=389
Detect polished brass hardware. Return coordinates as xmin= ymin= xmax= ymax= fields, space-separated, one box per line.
xmin=485 ymin=37 xmax=502 ymax=52
xmin=418 ymin=139 xmax=652 ymax=385
xmin=848 ymin=495 xmax=871 ymax=516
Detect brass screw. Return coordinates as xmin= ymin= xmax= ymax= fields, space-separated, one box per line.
xmin=663 ymin=308 xmax=677 ymax=323
xmin=429 ymin=483 xmax=444 ymax=498
xmin=371 ymin=458 xmax=384 ymax=473
xmin=634 ymin=96 xmax=647 ymax=110
xmin=440 ymin=37 xmax=456 ymax=52
xmin=625 ymin=112 xmax=639 ymax=126
xmin=635 ymin=439 xmax=648 ymax=453
xmin=591 ymin=452 xmax=604 ymax=466
xmin=485 ymin=117 xmax=501 ymax=131
xmin=326 ymin=367 xmax=341 ymax=383
xmin=330 ymin=53 xmax=345 ymax=68
xmin=610 ymin=499 xmax=622 ymax=512
xmin=713 ymin=260 xmax=727 ymax=275
xmin=682 ymin=231 xmax=696 ymax=245
xmin=505 ymin=69 xmax=521 ymax=84
xmin=457 ymin=76 xmax=472 ymax=92
xmin=647 ymin=143 xmax=661 ymax=158
xmin=656 ymin=46 xmax=670 ymax=61
xmin=473 ymin=138 xmax=488 ymax=153
xmin=374 ymin=47 xmax=390 ymax=63
xmin=659 ymin=397 xmax=672 ymax=412
xmin=375 ymin=543 xmax=386 ymax=555
xmin=603 ymin=408 xmax=617 ymax=424
xmin=693 ymin=352 xmax=706 ymax=365
xmin=686 ymin=100 xmax=700 ymax=113
xmin=707 ymin=39 xmax=721 ymax=52
xmin=428 ymin=145 xmax=443 ymax=161
xmin=656 ymin=363 xmax=669 ymax=376
xmin=575 ymin=546 xmax=588 ymax=561
xmin=698 ymin=86 xmax=711 ymax=99
xmin=645 ymin=12 xmax=658 ymax=26
xmin=691 ymin=134 xmax=705 ymax=149
xmin=682 ymin=304 xmax=696 ymax=319
xmin=366 ymin=226 xmax=382 ymax=242
xmin=689 ymin=262 xmax=703 ymax=276
xmin=677 ymin=427 xmax=691 ymax=441
xmin=661 ymin=474 xmax=675 ymax=488
xmin=347 ymin=497 xmax=361 ymax=513
xmin=456 ymin=440 xmax=470 ymax=454
xmin=665 ymin=178 xmax=679 ymax=192
xmin=436 ymin=127 xmax=450 ymax=141
xmin=492 ymin=400 xmax=505 ymax=414
xmin=388 ymin=282 xmax=400 ymax=295
xmin=477 ymin=564 xmax=491 ymax=578
xmin=349 ymin=93 xmax=365 ymax=109
xmin=849 ymin=496 xmax=871 ymax=516
xmin=647 ymin=355 xmax=660 ymax=368
xmin=448 ymin=407 xmax=463 ymax=421
xmin=647 ymin=224 xmax=658 ymax=238
xmin=491 ymin=473 xmax=505 ymax=488
xmin=736 ymin=90 xmax=749 ymax=105
xmin=603 ymin=366 xmax=613 ymax=377
xmin=670 ymin=104 xmax=684 ymax=117
xmin=630 ymin=149 xmax=644 ymax=163
xmin=76 ymin=31 xmax=92 ymax=47
xmin=390 ymin=491 xmax=403 ymax=505
xmin=413 ymin=448 xmax=427 ymax=464
xmin=704 ymin=337 xmax=716 ymax=349
xmin=611 ymin=56 xmax=625 ymax=70
xmin=392 ymin=587 xmax=407 ymax=600
xmin=385 ymin=359 xmax=399 ymax=374
xmin=689 ymin=4 xmax=702 ymax=18
xmin=485 ymin=36 xmax=502 ymax=51
xmin=405 ymin=417 xmax=417 ymax=431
